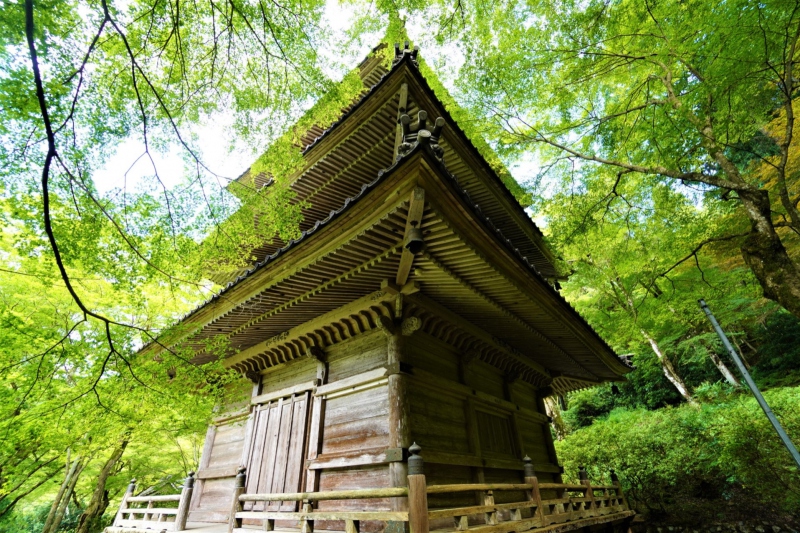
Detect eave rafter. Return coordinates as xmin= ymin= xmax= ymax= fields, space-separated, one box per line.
xmin=226 ymin=286 xmax=554 ymax=389
xmin=420 ymin=248 xmax=597 ymax=381
xmin=227 ymin=290 xmax=400 ymax=373
xmin=226 ymin=243 xmax=402 ymax=340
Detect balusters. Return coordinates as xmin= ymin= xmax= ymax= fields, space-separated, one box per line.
xmin=611 ymin=469 xmax=628 ymax=511
xmin=345 ymin=519 xmax=360 ymax=533
xmin=113 ymin=478 xmax=136 ymax=527
xmin=482 ymin=490 xmax=497 ymax=525
xmin=300 ymin=499 xmax=314 ymax=533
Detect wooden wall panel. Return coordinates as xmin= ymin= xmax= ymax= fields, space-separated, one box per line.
xmin=316 ymin=466 xmax=391 ymax=532
xmin=207 ymin=423 xmax=247 ymax=468
xmin=510 ymin=381 xmax=538 ymax=411
xmin=218 ymin=377 xmax=254 ymax=416
xmin=189 ymin=477 xmax=236 ymax=523
xmin=326 ymin=329 xmax=387 ymax=382
xmin=189 ymin=415 xmax=249 ymax=523
xmin=483 ymin=468 xmax=525 ymax=504
xmin=405 ymin=332 xmax=459 ymax=380
xmin=408 ymin=383 xmax=470 ymax=454
xmin=465 ymin=359 xmax=506 ymax=399
xmin=516 ymin=416 xmax=550 ymax=465
xmin=260 ymin=357 xmax=318 ymax=394
xmin=321 ymin=384 xmax=389 ymax=456
xmin=423 ymin=463 xmax=474 ymax=510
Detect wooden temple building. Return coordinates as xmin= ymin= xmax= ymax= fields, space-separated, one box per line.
xmin=107 ymin=43 xmax=634 ymax=533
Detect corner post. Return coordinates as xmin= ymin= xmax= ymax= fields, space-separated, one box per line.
xmin=113 ymin=478 xmax=136 ymax=527
xmin=176 ymin=471 xmax=195 ymax=531
xmin=523 ymin=456 xmax=545 ymax=525
xmin=407 ymin=444 xmax=429 ymax=533
xmin=228 ymin=467 xmax=246 ymax=533
xmin=610 ymin=470 xmax=628 ymax=511
xmin=579 ymin=466 xmax=596 ymax=514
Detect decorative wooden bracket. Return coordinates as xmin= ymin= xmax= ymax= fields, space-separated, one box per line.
xmin=377 ymin=315 xmax=422 ymax=338
xmin=393 ymin=41 xmax=419 ymax=67
xmin=305 ymin=346 xmax=327 ymax=384
xmin=396 ymin=187 xmax=426 ymax=286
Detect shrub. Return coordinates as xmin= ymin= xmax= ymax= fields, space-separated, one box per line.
xmin=555 ymin=387 xmax=800 ymax=523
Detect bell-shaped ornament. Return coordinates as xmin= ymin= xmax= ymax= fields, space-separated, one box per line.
xmin=404 ymin=226 xmax=425 ymax=255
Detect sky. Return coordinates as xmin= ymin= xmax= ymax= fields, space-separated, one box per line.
xmin=90 ymin=1 xmax=384 ymax=196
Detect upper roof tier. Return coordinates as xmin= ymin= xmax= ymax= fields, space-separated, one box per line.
xmin=229 ymin=43 xmax=560 ymax=282
xmin=153 ymin=43 xmax=632 ymax=394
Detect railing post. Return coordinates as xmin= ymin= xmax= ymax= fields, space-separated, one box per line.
xmin=523 ymin=456 xmax=545 ymax=525
xmin=610 ymin=470 xmax=628 ymax=511
xmin=407 ymin=443 xmax=429 ymax=533
xmin=175 ymin=471 xmax=195 ymax=531
xmin=113 ymin=478 xmax=136 ymax=527
xmin=482 ymin=489 xmax=497 ymax=525
xmin=579 ymin=466 xmax=596 ymax=514
xmin=301 ymin=499 xmax=314 ymax=533
xmin=228 ymin=467 xmax=246 ymax=533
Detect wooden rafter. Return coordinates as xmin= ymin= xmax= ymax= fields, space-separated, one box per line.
xmin=406 ymin=292 xmax=551 ymax=386
xmin=420 ymin=250 xmax=598 ymax=380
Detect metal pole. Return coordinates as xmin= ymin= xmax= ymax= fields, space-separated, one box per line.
xmin=699 ymin=299 xmax=800 ymax=470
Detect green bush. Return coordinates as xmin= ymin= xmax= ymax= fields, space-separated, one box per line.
xmin=0 ymin=502 xmax=83 ymax=533
xmin=555 ymin=387 xmax=800 ymax=523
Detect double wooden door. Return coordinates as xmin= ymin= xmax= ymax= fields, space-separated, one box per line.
xmin=245 ymin=391 xmax=311 ymax=511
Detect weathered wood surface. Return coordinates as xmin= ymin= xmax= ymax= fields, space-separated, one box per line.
xmin=120 ymin=507 xmax=178 ymax=515
xmin=235 ymin=511 xmax=409 ymax=521
xmin=241 ymin=487 xmax=408 ymax=502
xmin=227 ymin=467 xmax=631 ymax=533
xmin=126 ymin=494 xmax=181 ymax=503
xmin=112 ymin=474 xmax=195 ymax=532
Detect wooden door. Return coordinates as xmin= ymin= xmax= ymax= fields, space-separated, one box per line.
xmin=245 ymin=391 xmax=311 ymax=511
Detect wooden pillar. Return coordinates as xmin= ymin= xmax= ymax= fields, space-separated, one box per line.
xmin=305 ymin=347 xmax=328 ymax=495
xmin=388 ymin=332 xmax=410 ymax=511
xmin=579 ymin=466 xmax=596 ymax=514
xmin=175 ymin=471 xmax=195 ymax=531
xmin=407 ymin=444 xmax=429 ymax=533
xmin=228 ymin=467 xmax=246 ymax=533
xmin=536 ymin=387 xmax=563 ymax=482
xmin=113 ymin=478 xmax=136 ymax=527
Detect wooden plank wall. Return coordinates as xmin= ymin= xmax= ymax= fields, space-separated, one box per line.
xmin=404 ymin=332 xmax=560 ymax=493
xmin=189 ymin=380 xmax=253 ymax=523
xmin=317 ymin=330 xmax=390 ymax=513
xmin=189 ymin=322 xmax=562 ymax=526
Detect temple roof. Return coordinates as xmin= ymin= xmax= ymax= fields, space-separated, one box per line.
xmin=224 ymin=43 xmax=559 ymax=283
xmin=153 ymin=44 xmax=632 ymax=395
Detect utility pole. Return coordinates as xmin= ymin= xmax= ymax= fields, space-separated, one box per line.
xmin=699 ymin=299 xmax=800 ymax=470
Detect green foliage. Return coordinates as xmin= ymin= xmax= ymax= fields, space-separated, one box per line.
xmin=557 ymin=388 xmax=800 ymax=522
xmin=750 ymin=312 xmax=800 ymax=387
xmin=1 ymin=502 xmax=85 ymax=533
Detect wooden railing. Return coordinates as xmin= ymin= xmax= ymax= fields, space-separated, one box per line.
xmin=229 ymin=445 xmax=633 ymax=533
xmin=112 ymin=472 xmax=195 ymax=531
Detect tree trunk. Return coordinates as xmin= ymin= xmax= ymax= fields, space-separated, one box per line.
xmin=42 ymin=457 xmax=85 ymax=533
xmin=75 ymin=438 xmax=129 ymax=533
xmin=543 ymin=396 xmax=568 ymax=441
xmin=707 ymin=350 xmax=741 ymax=387
xmin=738 ymin=189 xmax=800 ymax=319
xmin=641 ymin=330 xmax=696 ymax=404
